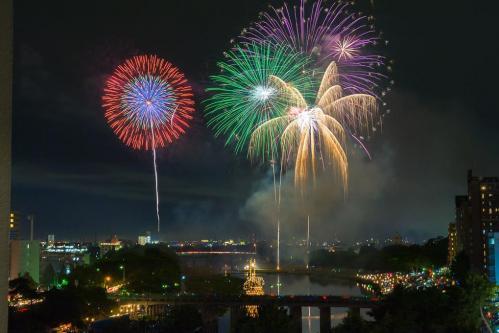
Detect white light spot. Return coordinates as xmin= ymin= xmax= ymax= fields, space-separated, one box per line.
xmin=251 ymin=86 xmax=275 ymax=102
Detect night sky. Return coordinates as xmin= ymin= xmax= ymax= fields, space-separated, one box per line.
xmin=12 ymin=0 xmax=498 ymax=242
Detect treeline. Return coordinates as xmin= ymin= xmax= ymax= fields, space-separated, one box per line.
xmin=310 ymin=237 xmax=448 ymax=272
xmin=334 ymin=259 xmax=496 ymax=333
xmin=9 ymin=275 xmax=113 ymax=332
xmin=9 ymin=244 xmax=244 ymax=332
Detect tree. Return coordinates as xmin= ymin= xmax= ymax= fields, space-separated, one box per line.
xmin=185 ymin=275 xmax=243 ymax=296
xmin=310 ymin=238 xmax=449 ymax=273
xmin=422 ymin=237 xmax=448 ymax=267
xmin=447 ymin=273 xmax=494 ymax=331
xmin=335 ymin=308 xmax=371 ymax=333
xmin=41 ymin=264 xmax=57 ymax=288
xmin=98 ymin=245 xmax=181 ymax=294
xmin=366 ymin=274 xmax=494 ymax=333
xmin=369 ymin=286 xmax=450 ymax=333
xmin=166 ymin=305 xmax=202 ymax=332
xmin=450 ymin=251 xmax=470 ymax=284
xmin=70 ymin=264 xmax=104 ymax=289
xmin=9 ymin=273 xmax=37 ymax=299
xmin=235 ymin=305 xmax=293 ymax=333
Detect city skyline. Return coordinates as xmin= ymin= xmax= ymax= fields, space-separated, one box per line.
xmin=4 ymin=2 xmax=499 ymax=331
xmin=11 ymin=0 xmax=497 ymax=242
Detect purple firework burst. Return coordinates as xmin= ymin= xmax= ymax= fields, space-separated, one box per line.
xmin=242 ymin=0 xmax=388 ymax=98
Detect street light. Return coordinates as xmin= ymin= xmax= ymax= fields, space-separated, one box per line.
xmin=105 ymin=276 xmax=111 ymax=288
xmin=119 ymin=265 xmax=125 ymax=282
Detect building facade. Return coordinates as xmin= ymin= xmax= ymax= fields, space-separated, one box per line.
xmin=447 ymin=222 xmax=457 ymax=265
xmin=455 ymin=195 xmax=470 ymax=255
xmin=138 ymin=232 xmax=152 ymax=246
xmin=9 ymin=211 xmax=34 ymax=240
xmin=100 ymin=235 xmax=122 ymax=256
xmin=455 ymin=170 xmax=499 ymax=274
xmin=9 ymin=240 xmax=40 ymax=283
xmin=9 ymin=211 xmax=20 ymax=240
xmin=41 ymin=242 xmax=92 ymax=270
xmin=487 ymin=232 xmax=499 ymax=285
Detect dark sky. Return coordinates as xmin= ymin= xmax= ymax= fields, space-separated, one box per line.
xmin=12 ymin=0 xmax=498 ymax=242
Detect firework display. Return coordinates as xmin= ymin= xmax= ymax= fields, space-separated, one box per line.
xmin=243 ymin=0 xmax=387 ymax=98
xmin=204 ymin=42 xmax=314 ymax=155
xmin=250 ymin=61 xmax=376 ymax=192
xmin=103 ymin=54 xmax=195 ymax=150
xmin=103 ymin=55 xmax=195 ymax=233
xmin=202 ymin=0 xmax=387 ymax=271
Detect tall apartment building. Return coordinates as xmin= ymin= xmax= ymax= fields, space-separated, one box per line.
xmin=9 ymin=240 xmax=40 ymax=283
xmin=9 ymin=211 xmax=20 ymax=240
xmin=447 ymin=222 xmax=457 ymax=265
xmin=138 ymin=231 xmax=152 ymax=246
xmin=487 ymin=232 xmax=499 ymax=285
xmin=9 ymin=211 xmax=34 ymax=240
xmin=455 ymin=170 xmax=499 ymax=274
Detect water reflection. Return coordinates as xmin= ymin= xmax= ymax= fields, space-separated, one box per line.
xmin=219 ymin=272 xmax=365 ymax=333
xmin=263 ymin=273 xmax=363 ymax=333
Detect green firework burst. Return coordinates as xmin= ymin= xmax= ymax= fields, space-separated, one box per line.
xmin=204 ymin=42 xmax=314 ymax=156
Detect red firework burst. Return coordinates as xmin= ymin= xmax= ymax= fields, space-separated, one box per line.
xmin=102 ymin=54 xmax=195 ymax=150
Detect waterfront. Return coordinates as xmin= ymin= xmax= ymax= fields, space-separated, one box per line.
xmin=218 ymin=272 xmax=368 ymax=333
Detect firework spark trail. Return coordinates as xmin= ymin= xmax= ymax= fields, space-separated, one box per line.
xmin=150 ymin=120 xmax=161 ymax=233
xmin=306 ymin=215 xmax=310 ymax=270
xmin=277 ymin=274 xmax=281 ymax=296
xmin=351 ymin=133 xmax=372 ymax=160
xmin=277 ymin=216 xmax=280 ymax=271
xmin=152 ymin=149 xmax=160 ymax=232
xmin=271 ymin=159 xmax=281 ymax=271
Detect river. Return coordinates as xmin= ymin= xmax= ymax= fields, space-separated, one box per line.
xmin=218 ymin=272 xmax=370 ymax=333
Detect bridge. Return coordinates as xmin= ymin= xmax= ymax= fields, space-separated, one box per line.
xmin=117 ymin=294 xmax=381 ymax=333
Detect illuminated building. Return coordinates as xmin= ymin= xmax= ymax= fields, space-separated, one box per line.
xmin=87 ymin=245 xmax=100 ymax=265
xmin=455 ymin=170 xmax=499 ymax=273
xmin=8 ymin=211 xmax=34 ymax=241
xmin=47 ymin=234 xmax=55 ymax=244
xmin=9 ymin=240 xmax=40 ymax=283
xmin=387 ymin=233 xmax=403 ymax=246
xmin=138 ymin=231 xmax=151 ymax=246
xmin=487 ymin=233 xmax=499 ymax=285
xmin=8 ymin=211 xmax=19 ymax=240
xmin=447 ymin=222 xmax=457 ymax=265
xmin=455 ymin=195 xmax=470 ymax=255
xmin=40 ymin=241 xmax=99 ymax=285
xmin=0 ymin=2 xmax=13 ymax=329
xmin=99 ymin=235 xmax=122 ymax=256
